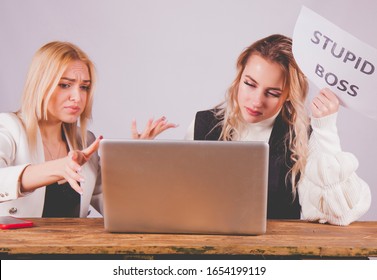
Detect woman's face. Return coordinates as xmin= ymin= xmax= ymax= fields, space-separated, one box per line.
xmin=47 ymin=60 xmax=90 ymax=124
xmin=237 ymin=54 xmax=288 ymax=123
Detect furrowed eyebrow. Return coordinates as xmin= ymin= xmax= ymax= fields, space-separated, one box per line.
xmin=61 ymin=77 xmax=91 ymax=83
xmin=244 ymin=75 xmax=258 ymax=85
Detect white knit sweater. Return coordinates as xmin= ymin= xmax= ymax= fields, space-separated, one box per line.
xmin=185 ymin=112 xmax=371 ymax=225
xmin=299 ymin=113 xmax=371 ymax=225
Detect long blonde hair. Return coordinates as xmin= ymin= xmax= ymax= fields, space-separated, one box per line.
xmin=17 ymin=41 xmax=96 ymax=152
xmin=215 ymin=34 xmax=309 ymax=193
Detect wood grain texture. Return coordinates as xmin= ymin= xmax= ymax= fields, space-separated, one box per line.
xmin=1 ymin=219 xmax=376 ymax=257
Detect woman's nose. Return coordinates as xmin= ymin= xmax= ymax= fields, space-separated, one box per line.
xmin=251 ymin=90 xmax=264 ymax=108
xmin=69 ymin=86 xmax=81 ymax=102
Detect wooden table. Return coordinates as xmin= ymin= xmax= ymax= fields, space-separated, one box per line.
xmin=1 ymin=218 xmax=376 ymax=259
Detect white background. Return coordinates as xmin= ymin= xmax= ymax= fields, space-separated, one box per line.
xmin=1 ymin=0 xmax=376 ymax=220
xmin=2 ymin=260 xmax=377 ymax=279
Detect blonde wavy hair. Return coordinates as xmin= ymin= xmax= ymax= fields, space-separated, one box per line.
xmin=17 ymin=41 xmax=96 ymax=152
xmin=214 ymin=34 xmax=310 ymax=193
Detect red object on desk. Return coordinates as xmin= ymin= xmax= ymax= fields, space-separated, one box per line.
xmin=0 ymin=216 xmax=34 ymax=230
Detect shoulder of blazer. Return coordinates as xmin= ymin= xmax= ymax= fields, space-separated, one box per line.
xmin=194 ymin=109 xmax=222 ymax=140
xmin=0 ymin=112 xmax=25 ymax=140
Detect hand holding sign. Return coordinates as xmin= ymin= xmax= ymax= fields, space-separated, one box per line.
xmin=311 ymin=88 xmax=340 ymax=118
xmin=293 ymin=6 xmax=377 ymax=120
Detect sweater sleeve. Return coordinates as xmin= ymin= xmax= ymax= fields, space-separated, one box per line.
xmin=298 ymin=113 xmax=371 ymax=226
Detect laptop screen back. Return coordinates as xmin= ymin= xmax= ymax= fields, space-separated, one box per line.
xmin=100 ymin=139 xmax=269 ymax=235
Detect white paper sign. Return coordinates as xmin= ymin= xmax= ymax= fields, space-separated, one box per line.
xmin=293 ymin=6 xmax=377 ymax=120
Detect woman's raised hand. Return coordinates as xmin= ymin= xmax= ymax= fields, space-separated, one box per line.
xmin=131 ymin=116 xmax=178 ymax=140
xmin=311 ymin=88 xmax=340 ymax=118
xmin=63 ymin=135 xmax=103 ymax=194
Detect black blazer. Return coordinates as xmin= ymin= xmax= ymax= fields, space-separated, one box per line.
xmin=194 ymin=110 xmax=301 ymax=219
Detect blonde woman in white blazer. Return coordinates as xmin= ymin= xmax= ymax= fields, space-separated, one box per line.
xmin=0 ymin=41 xmax=103 ymax=217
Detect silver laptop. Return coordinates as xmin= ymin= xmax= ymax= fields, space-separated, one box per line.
xmin=100 ymin=139 xmax=269 ymax=235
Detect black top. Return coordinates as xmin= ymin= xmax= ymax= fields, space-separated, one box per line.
xmin=42 ymin=181 xmax=81 ymax=218
xmin=193 ymin=109 xmax=301 ymax=219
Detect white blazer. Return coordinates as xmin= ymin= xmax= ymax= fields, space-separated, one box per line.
xmin=0 ymin=113 xmax=103 ymax=217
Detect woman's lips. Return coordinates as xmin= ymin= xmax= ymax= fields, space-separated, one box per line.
xmin=65 ymin=105 xmax=81 ymax=113
xmin=245 ymin=107 xmax=262 ymax=116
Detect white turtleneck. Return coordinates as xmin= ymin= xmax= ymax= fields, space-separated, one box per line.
xmin=235 ymin=110 xmax=280 ymax=142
